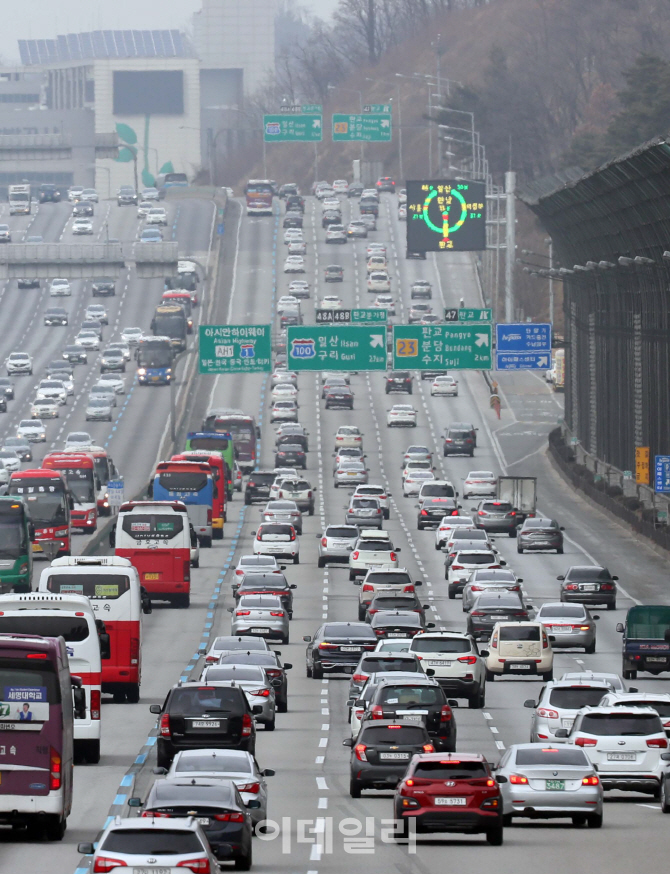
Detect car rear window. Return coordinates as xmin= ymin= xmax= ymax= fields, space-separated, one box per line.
xmin=580 ymin=713 xmax=663 ymax=735
xmin=457 ymin=553 xmax=496 ymax=564
xmin=413 ymin=761 xmax=487 ymax=779
xmin=549 ymin=688 xmax=609 ymax=709
xmin=360 ymin=725 xmax=428 ymax=744
xmin=352 ymin=499 xmax=379 ymax=509
xmin=204 ymin=666 xmax=265 ymax=682
xmin=515 ymin=749 xmax=590 ymax=766
xmin=452 ymin=529 xmax=487 ymax=539
xmin=360 ymin=657 xmax=419 ymax=672
xmin=169 ymin=687 xmax=246 ymax=714
xmin=366 ymin=573 xmax=409 ymax=584
xmin=421 ymin=484 xmax=456 ymax=497
xmin=411 ymin=637 xmax=472 ymax=654
xmin=566 ymin=567 xmax=611 ymax=581
xmin=612 ymin=700 xmax=670 ymax=717
xmin=499 ymin=626 xmax=540 ymax=641
xmin=248 ymin=473 xmax=276 ymax=485
xmin=175 ymin=753 xmax=253 ymax=773
xmin=359 ymin=541 xmax=391 ymax=551
xmin=380 ymin=686 xmax=441 ymax=706
xmin=102 ymin=829 xmax=203 ymax=854
xmin=374 ymin=613 xmax=422 ymax=627
xmin=323 ymin=625 xmax=375 ymax=638
xmin=260 ymin=524 xmax=293 ymax=535
xmin=326 ymin=527 xmax=357 ymax=538
xmin=449 ymin=431 xmax=471 ymax=439
xmin=482 ymin=501 xmax=513 ymax=512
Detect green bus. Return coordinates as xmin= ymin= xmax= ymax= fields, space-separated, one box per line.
xmin=0 ymin=496 xmax=34 ymax=592
xmin=185 ymin=432 xmax=235 ymax=500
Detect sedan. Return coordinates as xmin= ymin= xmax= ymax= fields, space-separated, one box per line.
xmin=62 ymin=344 xmax=88 ymax=364
xmin=304 ymin=622 xmax=378 ymax=679
xmin=366 ymin=594 xmax=429 ymax=625
xmin=121 ymin=326 xmax=144 ymax=345
xmin=201 ymin=663 xmax=278 ymax=727
xmin=283 ymin=255 xmax=305 ymax=273
xmin=467 ymin=592 xmax=530 ymax=640
xmin=139 ymin=227 xmax=163 ymax=242
xmin=31 ymin=398 xmax=59 ymax=420
xmin=261 ymin=499 xmax=303 ymax=534
xmin=288 ymin=240 xmax=307 ymax=255
xmin=368 ymin=271 xmax=391 ymax=293
xmin=218 ymin=651 xmax=291 ymax=714
xmin=97 ymin=374 xmax=126 ymax=395
xmin=320 ymin=295 xmax=343 ymax=310
xmin=557 ymin=566 xmax=618 ymax=610
xmin=370 ymin=610 xmax=431 ymax=639
xmin=75 ymin=330 xmax=100 ymax=350
xmin=72 ymin=218 xmax=93 ymax=235
xmin=462 ymin=470 xmax=496 ymax=498
xmin=36 ymin=379 xmax=67 ymax=405
xmin=518 ymin=517 xmax=565 ymax=553
xmin=448 ymin=550 xmax=505 ymax=599
xmin=430 ymin=375 xmax=458 ymax=396
xmin=18 ymin=419 xmax=46 ymax=442
xmin=252 ymin=522 xmax=300 ymax=563
xmin=324 ymin=265 xmax=344 ymax=282
xmin=0 ymin=378 xmax=15 ymax=399
xmin=535 ymin=602 xmax=598 ymax=653
xmin=85 ymin=304 xmax=108 ymax=325
xmin=146 ymin=207 xmax=168 ymax=225
xmin=461 ymin=568 xmax=523 ymax=611
xmin=137 ymin=200 xmax=153 ymax=218
xmin=374 ymin=294 xmax=395 ymax=314
xmin=325 ymin=386 xmax=354 ymax=409
xmin=434 ymin=515 xmax=476 ymax=550
xmin=345 ymin=496 xmax=384 ymax=529
xmin=417 ymin=497 xmax=459 ymax=530
xmin=402 ymin=445 xmax=433 ymax=467
xmin=347 ymin=221 xmax=368 ymax=238
xmin=387 ymin=404 xmax=417 ymax=427
xmin=85 ymin=396 xmax=113 ymax=422
xmin=334 ymin=461 xmax=368 ymax=487
xmin=3 ymin=438 xmax=31 ymax=462
xmin=473 ymin=499 xmax=519 ymax=535
xmin=80 ymin=188 xmax=98 ymax=202
xmin=0 ymin=450 xmax=20 ymax=473
xmin=402 ymin=470 xmax=436 ymax=498
xmin=43 ymin=307 xmax=68 ymax=326
xmin=411 ymin=280 xmax=432 ymax=299
xmin=49 ymin=278 xmax=71 ymax=297
xmin=288 ymin=280 xmax=310 ymax=298
xmin=270 ymin=400 xmax=298 ymax=422
xmin=226 ymin=595 xmax=290 ymax=649
xmin=408 ymin=303 xmax=433 ymax=323
xmin=271 ymin=382 xmax=298 ymax=402
xmin=100 ymin=349 xmax=126 ymax=373
xmin=233 ymin=555 xmax=284 ymax=582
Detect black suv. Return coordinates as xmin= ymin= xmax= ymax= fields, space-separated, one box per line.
xmin=73 ymin=202 xmax=94 ymax=217
xmin=150 ymin=682 xmax=260 ymax=767
xmin=444 ymin=428 xmax=475 ymax=457
xmin=365 ymin=678 xmax=457 ymax=751
xmin=376 ymin=177 xmax=396 ymax=192
xmin=274 ymin=443 xmax=306 ymax=469
xmin=244 ymin=470 xmax=277 ymax=505
xmin=385 ymin=372 xmax=413 ymax=394
xmin=39 ymin=183 xmax=61 ymax=203
xmin=217 ymin=650 xmax=292 ymax=712
xmin=345 ymin=719 xmax=434 ymax=797
xmin=285 ymin=194 xmax=305 ymax=212
xmin=304 ymin=622 xmax=377 ymax=679
xmin=92 ymin=278 xmax=116 ymax=297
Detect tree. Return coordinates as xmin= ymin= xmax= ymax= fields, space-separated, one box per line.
xmin=607 ymin=54 xmax=670 ymax=152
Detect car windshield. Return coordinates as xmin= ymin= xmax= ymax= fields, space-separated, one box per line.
xmin=359 ymin=542 xmax=391 ymax=552
xmin=175 ymin=754 xmax=252 ymax=773
xmin=380 ymin=686 xmax=441 ymax=706
xmin=101 ymin=829 xmax=203 ymax=854
xmin=515 ymin=749 xmax=590 ymax=766
xmin=169 ymin=686 xmax=245 ymax=714
xmin=580 ymin=713 xmax=663 ymax=736
xmin=326 ymin=527 xmax=357 ymax=538
xmin=499 ymin=626 xmax=540 ymax=641
xmin=204 ymin=666 xmax=265 ymax=682
xmin=549 ymin=687 xmax=609 ymax=709
xmin=260 ymin=524 xmax=293 ymax=536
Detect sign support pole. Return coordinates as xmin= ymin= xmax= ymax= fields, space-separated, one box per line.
xmin=505 ymin=171 xmax=515 ymax=322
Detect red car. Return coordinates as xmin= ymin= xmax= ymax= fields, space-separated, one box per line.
xmin=394 ymin=752 xmax=503 ymax=844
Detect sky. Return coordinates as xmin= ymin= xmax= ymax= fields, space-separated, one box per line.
xmin=1 ymin=0 xmax=339 ymax=64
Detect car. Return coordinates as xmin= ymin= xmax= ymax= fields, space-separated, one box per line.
xmin=68 ymin=185 xmax=84 ymax=202
xmin=387 ymin=404 xmax=417 ymax=427
xmin=334 ymin=425 xmax=363 ymax=449
xmin=370 ymin=609 xmax=431 ymax=639
xmin=534 ymin=602 xmax=598 ymax=652
xmin=447 ymin=549 xmax=504 ymax=599
xmin=277 ymin=478 xmax=314 ymax=514
xmin=408 ymin=302 xmax=432 ymax=323
xmin=525 ymin=680 xmax=615 ymax=743
xmin=288 ymin=279 xmax=310 ymax=298
xmin=273 ymin=443 xmax=306 ymax=469
xmin=397 ymin=205 xmax=407 ymax=220
xmin=333 ymin=448 xmax=365 ymax=472
xmin=467 ymin=592 xmax=531 ymax=640
xmin=287 ymin=239 xmax=307 ymax=257
xmin=366 ymin=676 xmax=457 ymax=751
xmin=283 ymin=211 xmax=303 ymax=229
xmin=443 ymin=427 xmax=475 ymax=456
xmin=352 ymin=484 xmax=391 ymax=519
xmin=401 ymin=445 xmax=432 ymax=468
xmin=347 ymin=220 xmax=368 ymax=238
xmin=326 ymin=225 xmax=347 ymax=244
xmin=402 ymin=470 xmax=436 ymax=498
xmin=89 ymin=385 xmax=117 ymax=407
xmin=225 ymin=595 xmax=290 ymax=648
xmin=430 ymin=375 xmax=459 ymax=397
xmin=304 ymin=622 xmax=377 ymax=679
xmin=244 ymin=470 xmax=279 ymax=505
xmin=348 ymin=181 xmax=364 ymax=197
xmin=277 ymin=295 xmax=301 ymax=314
xmin=324 ymin=264 xmax=344 ymax=282
xmin=140 ymin=227 xmax=162 ymax=242
xmin=485 ymin=621 xmax=554 ymax=681
xmin=261 ymin=499 xmax=302 ymax=533
xmin=45 ymin=363 xmax=74 ymax=393
xmin=317 ymin=524 xmax=359 ymax=567
xmin=121 ymin=326 xmax=144 ymax=345
xmin=269 ymin=473 xmax=299 ymax=501
xmin=233 ymin=555 xmax=285 ymax=583
xmin=62 ymin=344 xmax=88 ymax=365
xmin=385 ymin=372 xmax=413 ymax=394
xmin=368 ymin=271 xmax=391 ymax=293
xmin=0 ymin=449 xmax=22 ymax=472
xmin=146 ymin=206 xmax=168 ymax=225
xmin=133 ymin=777 xmax=254 ymax=865
xmin=517 ymin=516 xmax=565 ymax=553
xmin=36 ymin=379 xmax=67 ymax=405
xmin=75 ymin=330 xmax=100 ymax=350
xmin=333 ymin=179 xmax=349 ymax=193
xmin=72 ymin=217 xmax=93 ymax=235
xmin=204 ymin=636 xmax=270 ymax=666
xmin=355 ymin=567 xmax=417 ymax=613
xmin=434 ymin=515 xmax=476 ymax=550
xmin=117 ymin=185 xmax=138 ymax=205
xmin=461 ymin=568 xmax=523 ymax=611
xmin=150 ymin=682 xmax=261 ymax=766
xmin=41 ymin=306 xmax=68 ymax=327
xmin=270 ymin=399 xmax=298 ymax=422
xmin=17 ymin=277 xmax=40 ymax=289
xmin=100 ymin=349 xmax=126 ymax=373
xmin=85 ymin=396 xmax=113 ymax=422
xmin=283 ymin=254 xmax=305 ymax=273
xmin=142 ymin=186 xmax=160 ymax=200
xmin=462 ymin=470 xmax=496 ymax=498
xmin=91 ymin=277 xmax=116 ymax=297
xmin=376 ymin=176 xmax=396 ymax=192
xmin=325 ymin=386 xmax=354 ymax=409
xmin=599 ymin=691 xmax=670 ymax=737
xmin=473 ymin=499 xmax=520 ymax=535
xmin=49 ymin=278 xmax=71 ymax=297
xmin=232 ymin=573 xmax=297 ymax=618
xmin=3 ymin=437 xmax=31 ymax=462
xmin=334 ymin=460 xmax=369 ymax=488
xmin=252 ymin=522 xmax=299 ymax=563
xmin=81 ymin=317 xmax=103 ymax=340
xmin=344 ymin=496 xmax=382 ymax=529
xmin=79 ymin=187 xmax=98 ymax=202
xmin=557 ymin=565 xmax=618 ymax=609
xmin=38 ymin=183 xmax=61 ymax=203
xmin=419 ymin=314 xmax=441 ymax=326
xmin=320 ymin=295 xmax=343 ymax=310
xmin=442 ymin=527 xmax=494 ymax=561
xmin=417 ymin=497 xmax=459 ymax=530
xmin=72 ymin=201 xmax=94 ymax=217
xmin=365 ymin=594 xmax=429 ymax=625
xmin=497 ymin=743 xmax=603 ymax=827
xmin=373 ymin=294 xmax=395 ymax=314
xmin=0 ymin=224 xmax=11 ymax=243
xmin=322 ymin=376 xmax=348 ymax=398
xmin=410 ymin=279 xmax=432 ymax=299
xmin=560 ymin=670 xmax=628 ymax=692
xmin=17 ymin=419 xmax=46 ymax=442
xmin=137 ymin=200 xmax=153 ymax=218
xmin=31 ymin=398 xmax=59 ymax=419
xmin=64 ymin=431 xmax=93 ymax=449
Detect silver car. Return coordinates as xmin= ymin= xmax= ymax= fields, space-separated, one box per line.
xmin=317 ymin=524 xmax=359 ymax=567
xmin=334 ymin=461 xmax=368 ymax=487
xmin=203 ymin=635 xmax=269 ymax=667
xmin=332 ymin=447 xmax=365 ymax=470
xmin=345 ymin=496 xmax=384 ymax=529
xmin=535 ymin=602 xmax=598 ymax=652
xmin=229 ymin=594 xmax=289 ymax=645
xmin=233 ymin=554 xmax=284 ymax=583
xmin=462 ymin=569 xmax=524 ymax=612
xmin=201 ymin=666 xmax=277 ymax=729
xmin=262 ymin=499 xmax=302 ymax=534
xmin=85 ymin=396 xmax=113 ymax=421
xmin=525 ymin=680 xmax=613 ymax=743
xmin=163 ymin=748 xmax=274 ymax=825
xmin=497 ymin=743 xmax=603 ymax=827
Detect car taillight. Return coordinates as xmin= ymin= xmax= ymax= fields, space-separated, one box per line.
xmin=575 ymin=737 xmax=597 ymax=747
xmin=403 ymin=584 xmax=415 ymax=593
xmin=440 ymin=705 xmax=452 ymax=722
xmin=352 ymin=551 xmax=359 ymax=560
xmin=362 ymin=584 xmax=374 ymax=592
xmin=206 ymin=654 xmax=218 ymax=662
xmin=647 ymin=737 xmax=668 ymax=748
xmin=142 ymin=810 xmax=172 ymax=817
xmin=130 ymin=636 xmax=140 ymax=666
xmin=536 ymin=707 xmax=559 ymax=719
xmin=445 ymin=439 xmax=452 ymax=444
xmin=319 ymin=642 xmax=338 ymax=649
xmin=236 ymin=610 xmax=251 ymax=616
xmin=214 ymin=811 xmax=246 ymax=822
xmin=177 ymin=860 xmax=211 ymax=873
xmin=470 ymin=585 xmax=483 ymax=592
xmin=355 ymin=743 xmax=368 ymax=761
xmin=470 ymin=611 xmax=485 ymax=617
xmin=160 ymin=713 xmax=171 ymax=738
xmin=321 ymin=537 xmax=328 ymax=546
xmin=252 ymin=689 xmax=270 ymax=697
xmin=237 ymin=780 xmax=261 ymax=793
xmin=601 ymin=583 xmax=614 ymax=591
xmin=457 ymin=655 xmax=478 ymax=665
xmin=478 ymin=510 xmax=485 ymax=516
xmin=352 ymin=674 xmax=368 ymax=684
xmin=374 ymin=629 xmax=385 ymax=635
xmin=582 ymin=775 xmax=600 ymax=785
xmin=242 ymin=713 xmax=253 ymax=737
xmin=257 ymin=532 xmax=263 ymax=541
xmin=422 ymin=743 xmax=435 ymax=752
xmin=420 ymin=510 xmax=428 ymax=516
xmin=370 ymin=705 xmax=384 ymax=720
xmin=90 ymin=689 xmax=101 ymax=720
xmin=50 ymin=747 xmax=62 ymax=790
xmin=451 ymin=564 xmax=463 ymax=570
xmin=94 ymin=858 xmax=127 ymax=872
xmin=509 ymin=774 xmax=528 ymax=784
xmin=270 ymin=611 xmax=285 ymax=617
xmin=565 ymin=584 xmax=579 ymax=590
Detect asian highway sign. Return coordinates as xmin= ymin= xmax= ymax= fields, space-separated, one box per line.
xmin=199 ymin=324 xmax=272 ymax=374
xmin=636 ymin=446 xmax=650 ymax=485
xmin=287 ymin=325 xmax=387 ymax=371
xmin=332 ymin=113 xmax=392 ymax=142
xmin=392 ymin=324 xmax=492 ymax=371
xmin=263 ymin=114 xmax=323 ymax=142
xmin=406 ymin=180 xmax=486 ymax=252
xmin=364 ymin=104 xmax=391 ymax=113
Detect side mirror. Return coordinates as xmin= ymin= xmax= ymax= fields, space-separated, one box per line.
xmin=290 ymin=584 xmax=297 ymax=590
xmin=342 ymin=738 xmax=354 ymax=747
xmin=72 ymin=686 xmax=86 ymax=719
xmin=77 ymin=843 xmax=95 ymax=855
xmin=660 ymin=752 xmax=670 ymax=762
xmin=247 ymin=799 xmax=262 ymax=809
xmin=252 ymin=705 xmax=263 ymax=715
xmin=128 ymin=797 xmax=142 ymax=808
xmin=495 ymin=775 xmax=508 ymax=784
xmin=426 ymin=622 xmax=436 ymax=629
xmin=560 ymin=526 xmax=565 ymax=531
xmin=556 ymin=575 xmax=565 ymax=581
xmin=499 ymin=560 xmax=506 ymax=566
xmin=354 ymin=580 xmax=362 ymax=586
xmin=523 ymin=699 xmax=536 ymax=708
xmin=612 ymin=575 xmax=619 ymax=581
xmin=99 ymin=632 xmax=111 ymax=661
xmin=548 ymin=635 xmax=556 ymax=642
xmin=592 ymin=615 xmax=600 ymax=621
xmin=262 ymin=768 xmax=276 ymax=776
xmin=283 ymin=663 xmax=293 ymax=670
xmin=480 ymin=650 xmax=489 ymax=657
xmin=228 ymin=607 xmax=234 ymax=613
xmin=395 ymin=547 xmax=401 ymax=552
xmin=28 ymin=522 xmax=35 ymax=540
xmin=517 ymin=578 xmax=524 ymax=583
xmin=629 ymin=687 xmax=639 ymax=693
xmin=303 ymin=635 xmax=312 ymax=642
xmin=615 ymin=623 xmax=624 ymax=633
xmin=152 ymin=767 xmax=168 ymax=775
xmin=415 ymin=580 xmax=422 ymax=586
xmin=423 ymin=604 xmax=430 ymax=610
xmin=149 ymin=704 xmax=162 ymax=714
xmin=554 ymin=728 xmax=569 ymax=738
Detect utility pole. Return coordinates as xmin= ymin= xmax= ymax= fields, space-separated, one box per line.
xmin=546 ymin=237 xmax=554 ymax=324
xmin=505 ymin=171 xmax=516 ymax=322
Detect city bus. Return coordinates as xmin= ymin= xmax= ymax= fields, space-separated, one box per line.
xmin=42 ymin=452 xmax=99 ymax=533
xmin=161 ymin=290 xmax=194 ymax=333
xmin=0 ymin=496 xmax=34 ymax=592
xmin=39 ymin=556 xmax=149 ymax=704
xmin=111 ymin=501 xmax=192 ymax=608
xmin=185 ymin=431 xmax=235 ymax=500
xmin=8 ymin=469 xmax=71 ymax=559
xmin=156 ymin=171 xmax=188 ymax=196
xmin=203 ymin=408 xmax=260 ymax=473
xmin=172 ymin=451 xmax=226 ymax=538
xmin=151 ymin=303 xmax=187 ymax=352
xmin=245 ymin=179 xmax=274 ymax=216
xmin=137 ymin=335 xmax=174 ymax=386
xmin=0 ymin=593 xmax=106 ymax=763
xmin=0 ymin=633 xmax=78 ymax=840
xmin=152 ymin=461 xmax=214 ymax=548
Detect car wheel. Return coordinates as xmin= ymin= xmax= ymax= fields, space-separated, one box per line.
xmin=557 ymin=546 xmax=564 ymax=554
xmin=517 ymin=546 xmax=524 ymax=554
xmin=358 ymin=606 xmax=366 ymax=621
xmin=502 ymin=813 xmax=513 ymax=827
xmin=509 ymin=528 xmax=517 ymax=538
xmin=277 ymin=698 xmax=288 ymax=713
xmin=448 ymin=586 xmax=456 ymax=600
xmin=349 ymin=572 xmax=357 ymax=582
xmin=234 ymin=847 xmax=253 ymax=871
xmin=349 ymin=778 xmax=362 ymax=799
xmin=486 ymin=826 xmax=503 ymax=846
xmin=281 ymin=635 xmax=289 ymax=645
xmin=469 ymin=688 xmax=485 ymax=709
xmin=485 ymin=669 xmax=496 ymax=682
xmin=264 ymin=716 xmax=276 ymax=732
xmin=542 ymin=670 xmax=553 ymax=681
xmin=623 ymin=668 xmax=637 ymax=680
xmin=306 ymin=663 xmax=312 ymax=678
xmin=293 ymin=555 xmax=300 ymax=564
xmin=585 ymin=640 xmax=596 ymax=654
xmin=586 ymin=812 xmax=603 ymax=828
xmin=317 ymin=557 xmax=326 ymax=568
xmin=571 ymin=814 xmax=587 ymax=827
xmin=312 ymin=664 xmax=323 ymax=680
xmin=394 ymin=817 xmax=409 ymax=841
xmin=661 ymin=777 xmax=670 ymax=813
xmin=607 ymin=601 xmax=616 ymax=611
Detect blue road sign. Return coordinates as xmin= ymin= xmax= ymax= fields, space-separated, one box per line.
xmin=655 ymin=455 xmax=670 ymax=493
xmin=496 ymin=323 xmax=551 ymax=353
xmin=496 ymin=352 xmax=551 ymax=371
xmin=217 ymin=223 xmax=225 ymax=235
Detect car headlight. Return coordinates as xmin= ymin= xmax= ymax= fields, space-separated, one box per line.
xmin=137 ymin=368 xmax=146 ymax=375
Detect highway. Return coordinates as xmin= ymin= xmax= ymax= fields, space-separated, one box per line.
xmin=1 ymin=190 xmax=669 ymax=874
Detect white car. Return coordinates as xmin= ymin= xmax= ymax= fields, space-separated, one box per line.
xmin=75 ymin=330 xmax=100 ymax=350
xmin=283 ymin=229 xmax=303 ymax=245
xmin=269 ymin=473 xmax=299 ymax=501
xmin=271 ymin=382 xmax=298 ymax=402
xmin=430 ymin=375 xmax=459 ymax=396
xmin=288 ymin=279 xmax=310 ymax=298
xmin=145 ymin=207 xmax=168 ymax=225
xmin=68 ymin=186 xmax=83 ymax=201
xmin=80 ymin=188 xmax=98 ymax=202
xmin=367 ymin=271 xmax=391 ymax=293
xmin=49 ymin=278 xmax=71 ymax=296
xmin=18 ymin=419 xmax=46 ymax=442
xmin=463 ymin=470 xmax=497 ymax=498
xmin=333 ymin=179 xmax=349 ymax=193
xmin=284 ymin=255 xmax=305 ymax=273
xmin=447 ymin=549 xmax=503 ymax=590
xmin=6 ymin=352 xmax=32 ymax=376
xmin=352 ymin=485 xmax=391 ymax=520
xmin=96 ymin=374 xmax=126 ymax=395
xmin=252 ymin=521 xmax=300 ymax=563
xmin=434 ymin=515 xmax=476 ymax=550
xmin=367 ymin=255 xmax=388 ymax=273
xmin=349 ymin=541 xmax=401 ymax=581
xmin=121 ymin=326 xmax=144 ymax=345
xmin=408 ymin=631 xmax=487 ymax=708
xmin=402 ymin=469 xmax=436 ymax=497
xmin=322 ymin=197 xmax=341 ymax=211
xmin=107 ymin=341 xmax=131 ymax=361
xmin=320 ymin=295 xmax=343 ymax=310
xmin=36 ymin=379 xmax=67 ymax=405
xmin=31 ymin=398 xmax=59 ymax=419
xmin=374 ymin=294 xmax=395 ymax=315
xmin=484 ymin=621 xmax=554 ymax=681
xmin=137 ymin=201 xmax=153 ymax=218
xmin=0 ymin=450 xmax=21 ymax=472
xmin=387 ymin=404 xmax=417 ymax=427
xmin=270 ymin=400 xmax=298 ymax=422
xmin=271 ymin=370 xmax=298 ymax=387
xmin=398 ymin=188 xmax=407 ymax=204
xmin=334 ymin=425 xmax=363 ymax=449
xmin=141 ymin=187 xmax=159 ymax=201
xmin=398 ymin=205 xmax=407 ymax=220
xmin=288 ymin=240 xmax=307 ymax=255
xmin=64 ymin=431 xmax=93 ymax=450
xmin=72 ymin=218 xmax=93 ymax=235
xmin=277 ymin=295 xmax=301 ymax=313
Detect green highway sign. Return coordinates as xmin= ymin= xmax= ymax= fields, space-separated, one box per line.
xmin=264 ymin=114 xmax=322 ymax=142
xmin=392 ymin=324 xmax=492 ymax=371
xmin=280 ymin=103 xmax=323 ymax=113
xmin=199 ymin=324 xmax=272 ymax=374
xmin=287 ymin=325 xmax=387 ymax=371
xmin=315 ymin=308 xmax=387 ymax=324
xmin=352 ymin=308 xmax=387 ymax=323
xmin=332 ymin=113 xmax=392 ymax=142
xmin=444 ymin=307 xmax=492 ymax=323
xmin=364 ymin=104 xmax=391 ymax=114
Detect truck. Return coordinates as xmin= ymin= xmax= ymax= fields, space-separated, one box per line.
xmin=617 ymin=605 xmax=670 ymax=679
xmin=553 ymin=348 xmax=565 ymax=392
xmin=8 ymin=183 xmax=31 ymax=215
xmin=496 ymin=476 xmax=537 ymax=527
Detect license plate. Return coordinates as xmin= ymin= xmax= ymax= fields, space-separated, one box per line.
xmin=196 ymin=817 xmax=210 ymax=826
xmin=435 ymin=797 xmax=467 ymax=806
xmin=493 ymin=615 xmax=510 ymax=620
xmin=545 ymin=780 xmax=565 ymax=791
xmin=551 ymin=626 xmax=571 ymax=634
xmin=580 ymin=584 xmax=597 ymax=591
xmin=427 ymin=660 xmax=450 ymax=666
xmin=647 ymin=657 xmax=668 ymax=663
xmin=132 ymin=869 xmax=172 ymax=874
xmin=562 ymin=719 xmax=574 ymax=730
xmin=387 ymin=632 xmax=406 ymax=637
xmin=250 ymin=627 xmax=271 ymax=634
xmin=397 ymin=713 xmax=425 ymax=723
xmin=510 ymin=664 xmax=532 ymax=670
xmin=380 ymin=752 xmax=409 ymax=760
xmin=607 ymin=752 xmax=636 ymax=761
xmin=192 ymin=720 xmax=220 ymax=729
xmin=341 ymin=646 xmax=361 ymax=652
xmin=144 ymin=573 xmax=160 ymax=580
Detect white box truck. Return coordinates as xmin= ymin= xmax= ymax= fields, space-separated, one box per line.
xmin=8 ymin=183 xmax=31 ymax=215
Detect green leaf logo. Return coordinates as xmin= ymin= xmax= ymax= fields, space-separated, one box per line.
xmin=116 ymin=123 xmax=138 ymax=145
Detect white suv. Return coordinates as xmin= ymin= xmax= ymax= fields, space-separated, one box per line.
xmin=357 ymin=567 xmax=417 ymax=618
xmin=485 ymin=621 xmax=554 ymax=681
xmin=525 ymin=680 xmax=614 ymax=742
xmin=408 ymin=631 xmax=486 ymax=708
xmin=6 ymin=352 xmax=33 ymax=375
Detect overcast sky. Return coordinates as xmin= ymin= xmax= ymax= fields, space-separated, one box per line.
xmin=2 ymin=0 xmax=339 ymax=64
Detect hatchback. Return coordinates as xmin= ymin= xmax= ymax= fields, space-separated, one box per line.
xmin=317 ymin=524 xmax=359 ymax=567
xmin=252 ymin=522 xmax=299 ymax=563
xmin=346 ymin=720 xmax=434 ymax=797
xmin=535 ymin=602 xmax=598 ymax=652
xmin=485 ymin=621 xmax=554 ymax=681
xmin=201 ymin=663 xmax=278 ymax=727
xmin=518 ymin=517 xmax=565 ymax=553
xmin=557 ymin=565 xmax=618 ymax=609
xmin=410 ymin=280 xmax=432 ymax=299
xmin=525 ymin=680 xmax=614 ymax=742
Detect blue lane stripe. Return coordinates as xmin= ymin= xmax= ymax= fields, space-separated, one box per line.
xmin=113 ymin=794 xmax=126 ymax=805
xmin=120 ymin=774 xmax=133 ymax=787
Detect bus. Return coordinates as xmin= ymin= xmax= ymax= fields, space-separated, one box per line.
xmin=203 ymin=408 xmax=260 ymax=473
xmin=8 ymin=469 xmax=71 ymax=560
xmin=172 ymin=451 xmax=226 ymax=538
xmin=0 ymin=593 xmax=107 ymax=763
xmin=0 ymin=633 xmax=77 ymax=839
xmin=39 ymin=556 xmax=150 ymax=704
xmin=156 ymin=171 xmax=188 ymax=196
xmin=73 ymin=444 xmax=121 ymax=517
xmin=111 ymin=501 xmax=192 ymax=608
xmin=165 ymin=260 xmax=199 ymax=301
xmin=152 ymin=461 xmax=214 ymax=548
xmin=42 ymin=452 xmax=99 ymax=533
xmin=245 ymin=179 xmax=274 ymax=216
xmin=185 ymin=431 xmax=235 ymax=500
xmin=0 ymin=496 xmax=34 ymax=592
xmin=137 ymin=336 xmax=174 ymax=386
xmin=161 ymin=290 xmax=194 ymax=333
xmin=151 ymin=303 xmax=187 ymax=352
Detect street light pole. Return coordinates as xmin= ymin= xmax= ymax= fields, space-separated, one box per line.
xmin=366 ymin=77 xmax=403 ymax=182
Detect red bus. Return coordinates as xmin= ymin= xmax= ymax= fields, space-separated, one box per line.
xmin=245 ymin=179 xmax=274 ymax=216
xmin=111 ymin=501 xmax=193 ymax=608
xmin=172 ymin=451 xmax=226 ymax=537
xmin=42 ymin=452 xmax=99 ymax=533
xmin=203 ymin=408 xmax=260 ymax=474
xmin=7 ymin=469 xmax=71 ymax=559
xmin=161 ymin=290 xmax=194 ymax=333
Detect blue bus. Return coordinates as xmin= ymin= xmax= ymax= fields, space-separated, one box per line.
xmin=136 ymin=337 xmax=173 ymax=386
xmin=152 ymin=461 xmax=214 ymax=548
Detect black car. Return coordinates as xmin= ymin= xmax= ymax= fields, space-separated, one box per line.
xmin=444 ymin=428 xmax=475 ymax=457
xmin=325 ymin=385 xmax=354 ymax=409
xmin=0 ymin=395 xmax=6 ymax=413
xmin=324 ymin=265 xmax=344 ymax=282
xmin=450 ymin=421 xmax=478 ymax=446
xmin=283 ymin=212 xmax=303 ymax=229
xmin=38 ymin=183 xmax=61 ymax=203
xmin=43 ymin=307 xmax=68 ymax=326
xmin=322 ymin=211 xmax=342 ymax=228
xmin=279 ymin=309 xmax=302 ymax=328
xmin=304 ymin=622 xmax=377 ymax=679
xmin=370 ymin=610 xmax=433 ymax=639
xmin=276 ymin=427 xmax=308 ymax=451
xmin=557 ymin=565 xmax=618 ymax=610
xmin=217 ymin=650 xmax=292 ymax=712
xmin=348 ymin=182 xmax=365 ymax=197
xmin=136 ymin=779 xmax=254 ymax=867
xmin=360 ymin=199 xmax=379 ymax=216
xmin=365 ymin=678 xmax=457 ymax=751
xmin=63 ymin=345 xmax=88 ymax=365
xmin=244 ymin=470 xmax=276 ymax=505
xmin=150 ymin=682 xmax=260 ymax=766
xmin=274 ymin=443 xmax=306 ymax=469
xmin=466 ymin=592 xmax=530 ymax=640
xmin=285 ymin=194 xmax=305 ymax=212
xmin=92 ymin=278 xmax=116 ymax=297
xmin=0 ymin=378 xmax=15 ymax=400
xmin=366 ymin=594 xmax=430 ymax=624
xmin=81 ymin=318 xmax=103 ymax=339
xmin=3 ymin=437 xmax=31 ymax=462
xmin=73 ymin=201 xmax=94 ymax=217
xmin=17 ymin=277 xmax=40 ymax=289
xmin=345 ymin=720 xmax=434 ymax=797
xmin=385 ymin=371 xmax=413 ymax=394
xmin=279 ymin=183 xmax=299 ymax=198
xmin=232 ymin=573 xmax=297 ymax=617
xmin=406 ymin=249 xmax=427 ymax=260
xmin=46 ymin=361 xmax=73 ymax=381
xmin=517 ymin=517 xmax=565 ymax=554
xmin=417 ymin=497 xmax=459 ymax=530
xmin=376 ymin=176 xmax=396 ymax=192
xmin=117 ymin=186 xmax=138 ymax=205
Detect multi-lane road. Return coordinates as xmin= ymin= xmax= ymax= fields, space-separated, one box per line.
xmin=1 ymin=189 xmax=668 ymax=874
